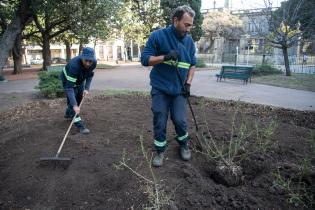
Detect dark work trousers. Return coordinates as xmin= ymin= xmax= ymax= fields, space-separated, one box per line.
xmin=151 ymin=88 xmax=189 ymax=152
xmin=65 ymin=84 xmax=84 ymax=129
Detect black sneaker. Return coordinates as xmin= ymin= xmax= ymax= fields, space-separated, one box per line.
xmin=79 ymin=126 xmax=90 ymax=134
xmin=64 ymin=114 xmax=73 ymax=120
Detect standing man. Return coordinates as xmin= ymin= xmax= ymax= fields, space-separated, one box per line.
xmin=141 ymin=5 xmax=197 ymax=167
xmin=60 ymin=47 xmax=97 ymax=134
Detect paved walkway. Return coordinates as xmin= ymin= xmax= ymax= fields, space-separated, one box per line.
xmin=0 ymin=63 xmax=314 ymax=111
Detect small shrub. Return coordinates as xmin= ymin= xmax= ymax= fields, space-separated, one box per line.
xmin=195 ymin=102 xmax=278 ymax=186
xmin=196 ymin=59 xmax=206 ymax=68
xmin=36 ymin=70 xmax=64 ymax=98
xmin=272 ymin=164 xmax=314 ymax=208
xmin=118 ymin=133 xmax=173 ymax=209
xmin=252 ymin=64 xmax=282 ymax=76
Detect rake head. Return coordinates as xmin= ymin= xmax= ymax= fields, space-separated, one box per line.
xmin=39 ymin=156 xmax=72 ymax=168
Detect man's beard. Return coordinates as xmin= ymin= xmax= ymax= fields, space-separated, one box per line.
xmin=175 ymin=27 xmax=186 ymax=38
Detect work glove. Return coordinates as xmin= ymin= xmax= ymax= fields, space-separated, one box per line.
xmin=164 ymin=50 xmax=178 ymax=61
xmin=183 ymin=83 xmax=191 ymax=97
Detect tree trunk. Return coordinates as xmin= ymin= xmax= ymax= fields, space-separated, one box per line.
xmin=0 ymin=17 xmax=23 ymax=80
xmin=64 ymin=40 xmax=71 ymax=62
xmin=79 ymin=41 xmax=83 ymax=54
xmin=93 ymin=39 xmax=97 ymax=50
xmin=13 ymin=33 xmax=23 ymax=74
xmin=282 ymin=46 xmax=291 ymax=76
xmin=0 ymin=0 xmax=32 ymax=80
xmin=42 ymin=33 xmax=51 ymax=71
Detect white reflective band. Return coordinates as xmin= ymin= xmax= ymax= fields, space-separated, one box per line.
xmin=74 ymin=117 xmax=81 ymax=123
xmin=178 ymin=132 xmax=188 ymax=141
xmin=154 ymin=139 xmax=167 ymax=147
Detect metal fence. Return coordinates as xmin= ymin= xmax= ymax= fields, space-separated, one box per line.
xmin=197 ymin=53 xmax=315 ymax=74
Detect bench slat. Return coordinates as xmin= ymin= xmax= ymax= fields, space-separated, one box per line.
xmin=216 ymin=65 xmax=253 ymax=84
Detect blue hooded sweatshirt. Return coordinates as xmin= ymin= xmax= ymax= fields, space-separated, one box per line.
xmin=141 ymin=25 xmax=196 ymax=95
xmin=60 ymin=56 xmax=97 ymax=106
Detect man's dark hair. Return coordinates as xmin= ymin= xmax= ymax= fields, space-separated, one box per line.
xmin=171 ymin=5 xmax=195 ymax=22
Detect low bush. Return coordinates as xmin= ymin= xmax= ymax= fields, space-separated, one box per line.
xmin=196 ymin=59 xmax=207 ymax=68
xmin=36 ymin=70 xmax=64 ymax=98
xmin=252 ymin=64 xmax=283 ymax=76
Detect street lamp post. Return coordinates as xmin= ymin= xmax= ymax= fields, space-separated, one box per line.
xmin=236 ymin=46 xmax=239 ymax=66
xmin=246 ymin=36 xmax=250 ymax=66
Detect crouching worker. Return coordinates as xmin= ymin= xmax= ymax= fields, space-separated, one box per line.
xmin=60 ymin=47 xmax=97 ymax=134
xmin=140 ymin=5 xmax=197 ymax=167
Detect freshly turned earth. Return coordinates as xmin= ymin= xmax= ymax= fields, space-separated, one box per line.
xmin=0 ymin=94 xmax=314 ymax=209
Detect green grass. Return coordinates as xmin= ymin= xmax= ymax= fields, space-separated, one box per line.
xmin=48 ymin=63 xmax=114 ymax=69
xmin=96 ymin=64 xmax=114 ymax=69
xmin=252 ymin=73 xmax=315 ymax=92
xmin=96 ymin=89 xmax=150 ymax=96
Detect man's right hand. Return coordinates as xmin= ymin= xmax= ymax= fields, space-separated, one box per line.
xmin=164 ymin=50 xmax=178 ymax=61
xmin=73 ymin=105 xmax=80 ymax=115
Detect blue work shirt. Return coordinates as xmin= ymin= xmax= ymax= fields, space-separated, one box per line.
xmin=60 ymin=56 xmax=97 ymax=106
xmin=141 ymin=25 xmax=196 ymax=95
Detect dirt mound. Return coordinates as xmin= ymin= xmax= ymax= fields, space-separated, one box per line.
xmin=0 ymin=94 xmax=314 ymax=209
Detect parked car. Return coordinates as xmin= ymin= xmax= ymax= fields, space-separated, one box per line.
xmin=51 ymin=57 xmax=67 ymax=64
xmin=30 ymin=58 xmax=43 ymax=65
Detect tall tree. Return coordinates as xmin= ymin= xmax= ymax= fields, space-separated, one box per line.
xmin=1 ymin=0 xmax=20 ymax=74
xmin=202 ymin=10 xmax=244 ymax=52
xmin=260 ymin=0 xmax=312 ymax=76
xmin=51 ymin=31 xmax=77 ymax=62
xmin=32 ymin=0 xmax=77 ymax=70
xmin=118 ymin=0 xmax=159 ymax=48
xmin=275 ymin=0 xmax=315 ymax=53
xmin=275 ymin=0 xmax=315 ymax=40
xmin=127 ymin=0 xmax=163 ymax=37
xmin=71 ymin=0 xmax=120 ymax=51
xmin=12 ymin=33 xmax=23 ymax=74
xmin=160 ymin=0 xmax=203 ymax=41
xmin=0 ymin=0 xmax=35 ymax=80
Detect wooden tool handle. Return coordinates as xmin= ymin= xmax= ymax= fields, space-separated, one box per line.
xmin=56 ymin=96 xmax=86 ymax=157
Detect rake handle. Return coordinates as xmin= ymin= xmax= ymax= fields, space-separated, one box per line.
xmin=56 ymin=95 xmax=86 ymax=157
xmin=173 ymin=62 xmax=199 ymax=132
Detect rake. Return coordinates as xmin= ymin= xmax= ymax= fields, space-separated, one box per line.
xmin=39 ymin=95 xmax=86 ymax=167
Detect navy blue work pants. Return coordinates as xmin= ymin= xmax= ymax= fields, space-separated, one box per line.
xmin=151 ymin=88 xmax=189 ymax=152
xmin=65 ymin=84 xmax=84 ymax=128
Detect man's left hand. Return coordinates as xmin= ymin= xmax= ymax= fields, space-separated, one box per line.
xmin=183 ymin=83 xmax=191 ymax=97
xmin=83 ymin=90 xmax=89 ymax=97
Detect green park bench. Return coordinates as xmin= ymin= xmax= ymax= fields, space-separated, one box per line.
xmin=216 ymin=65 xmax=253 ymax=84
xmin=47 ymin=65 xmax=65 ymax=71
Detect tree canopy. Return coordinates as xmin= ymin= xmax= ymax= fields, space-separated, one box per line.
xmin=160 ymin=0 xmax=203 ymax=41
xmin=202 ymin=10 xmax=244 ymax=50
